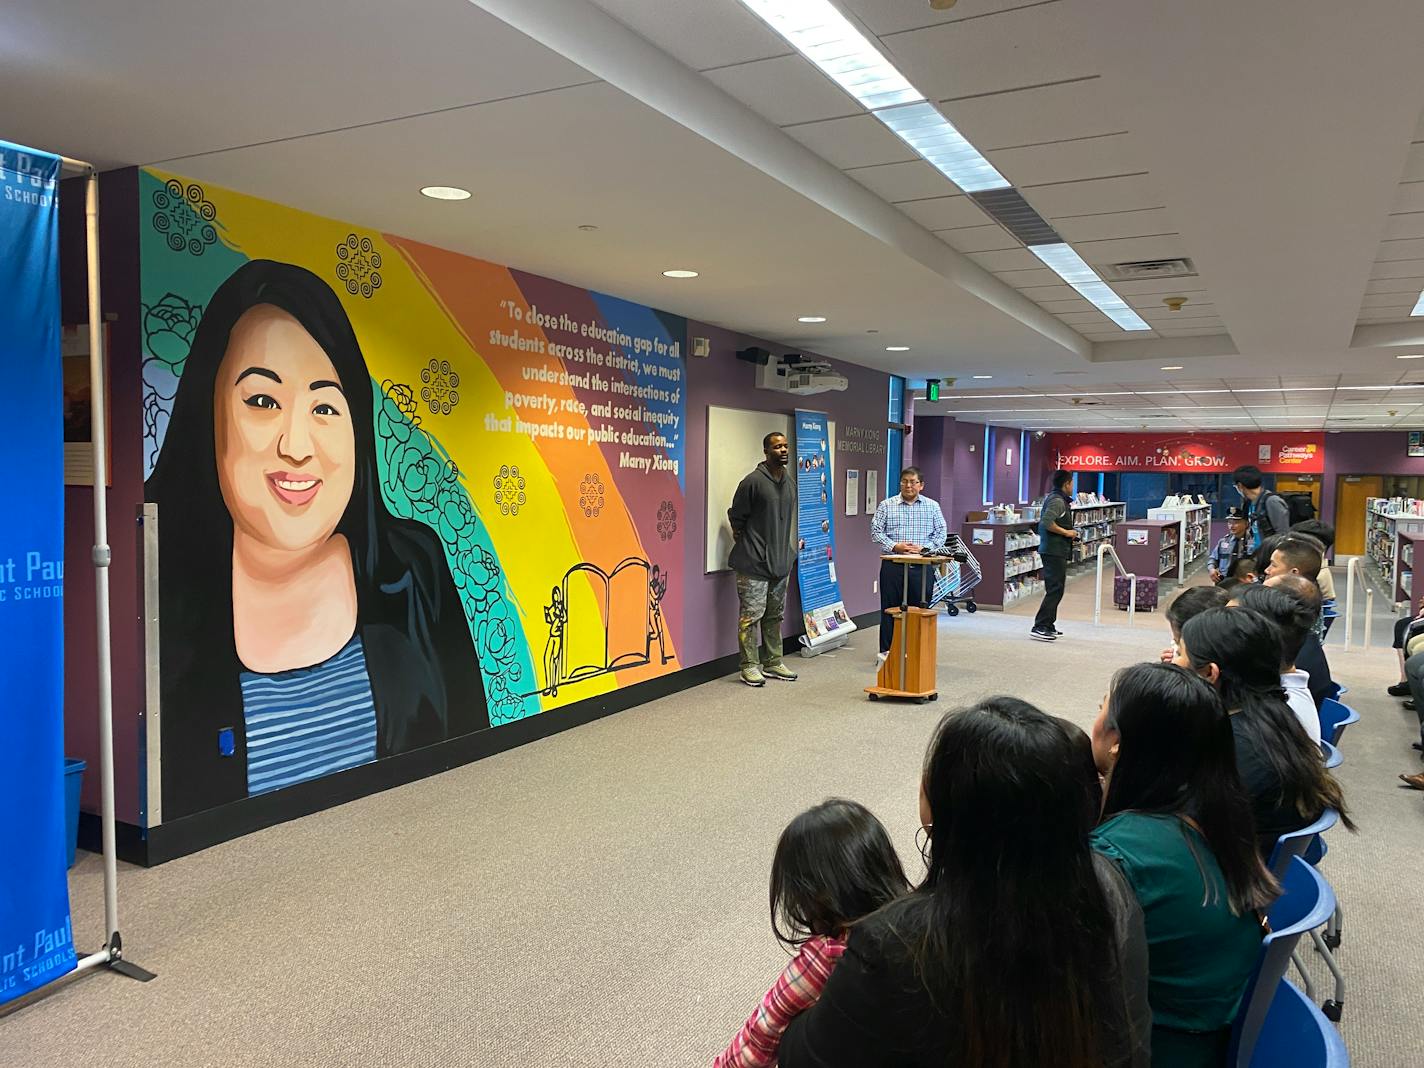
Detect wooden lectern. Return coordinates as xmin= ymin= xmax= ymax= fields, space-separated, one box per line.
xmin=866 ymin=553 xmax=950 ymax=703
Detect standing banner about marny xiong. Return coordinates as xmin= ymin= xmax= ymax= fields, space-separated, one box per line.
xmin=0 ymin=141 xmax=76 ymax=1005
xmin=794 ymin=410 xmax=855 ymax=647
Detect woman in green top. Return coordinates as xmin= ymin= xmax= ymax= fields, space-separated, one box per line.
xmin=1090 ymin=662 xmax=1279 ymax=1068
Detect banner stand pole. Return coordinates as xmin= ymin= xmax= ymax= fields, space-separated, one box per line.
xmin=66 ymin=158 xmax=153 ymax=986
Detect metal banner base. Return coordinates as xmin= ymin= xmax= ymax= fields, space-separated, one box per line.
xmin=798 ymin=632 xmax=850 ymax=658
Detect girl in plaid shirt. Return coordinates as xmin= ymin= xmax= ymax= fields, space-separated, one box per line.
xmin=714 ymin=799 xmax=908 ymax=1068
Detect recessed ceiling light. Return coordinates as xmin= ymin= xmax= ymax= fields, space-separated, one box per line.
xmin=662 ymin=269 xmax=699 ymax=279
xmin=886 ymin=345 xmax=910 ymax=352
xmin=419 ymin=185 xmax=472 ymax=201
xmin=797 ymin=316 xmax=827 ymax=323
xmin=578 ymin=224 xmax=599 ymax=232
xmin=973 ymin=375 xmax=993 ymax=379
xmin=1161 ymin=365 xmax=1183 ymax=371
xmin=1397 ymin=354 xmax=1424 ymax=359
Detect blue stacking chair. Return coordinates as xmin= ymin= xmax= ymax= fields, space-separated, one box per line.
xmin=1320 ymin=739 xmax=1342 ymax=770
xmin=1231 ymin=857 xmax=1339 ymax=1066
xmin=1317 ymin=699 xmax=1359 ymax=747
xmin=1248 ymin=978 xmax=1349 ymax=1067
xmin=1268 ymin=809 xmax=1339 ymax=879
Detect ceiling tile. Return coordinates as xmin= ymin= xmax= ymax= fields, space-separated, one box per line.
xmin=895 ymin=195 xmax=993 ymax=230
xmin=1055 ymin=208 xmax=1176 ymax=244
xmin=590 ymin=0 xmax=790 ymax=69
xmin=703 ymin=55 xmax=858 ymax=126
xmin=1078 ymin=235 xmax=1191 ymax=268
xmin=1393 ymin=182 xmax=1424 ymax=214
xmin=985 ymin=133 xmax=1139 ymax=188
xmin=1362 ymin=292 xmax=1418 ymax=308
xmin=1383 ymin=213 xmax=1424 ymax=240
xmin=999 ymin=267 xmax=1070 ymax=289
xmin=1370 ymin=258 xmax=1424 ymax=280
xmin=1154 ymin=326 xmax=1232 ymax=337
xmin=1405 ymin=143 xmax=1424 ymax=183
xmin=1364 ymin=277 xmax=1424 ymax=295
xmin=881 ymin=3 xmax=1091 ymax=102
xmin=968 ymin=247 xmax=1045 ymax=272
xmin=848 ymin=160 xmax=961 ymax=202
xmin=784 ymin=114 xmax=911 ymax=169
xmin=936 ymin=224 xmax=1021 ymax=254
xmin=1378 ymin=238 xmax=1424 ymax=263
xmin=1109 ymin=280 xmax=1208 ymax=297
xmin=1029 ymin=174 xmax=1164 ymax=219
xmin=939 ymin=76 xmax=1119 ymax=149
xmin=1018 ymin=283 xmax=1080 ymax=302
xmin=841 ymin=0 xmax=1055 ymax=36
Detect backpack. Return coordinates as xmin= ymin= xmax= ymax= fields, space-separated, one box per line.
xmin=1252 ymin=489 xmax=1284 ymax=539
xmin=1285 ymin=492 xmax=1316 ymax=525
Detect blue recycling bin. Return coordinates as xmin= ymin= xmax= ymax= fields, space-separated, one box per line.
xmin=64 ymin=758 xmax=86 ymax=869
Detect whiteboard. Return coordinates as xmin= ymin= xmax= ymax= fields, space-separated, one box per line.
xmin=705 ymin=405 xmax=835 ymax=574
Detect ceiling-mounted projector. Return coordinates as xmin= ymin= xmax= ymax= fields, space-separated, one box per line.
xmin=754 ymin=353 xmax=848 ymax=395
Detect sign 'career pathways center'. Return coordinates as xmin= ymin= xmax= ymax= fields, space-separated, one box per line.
xmin=1051 ymin=433 xmax=1325 ymax=474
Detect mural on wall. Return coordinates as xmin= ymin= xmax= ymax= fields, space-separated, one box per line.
xmin=140 ymin=171 xmax=687 ymax=819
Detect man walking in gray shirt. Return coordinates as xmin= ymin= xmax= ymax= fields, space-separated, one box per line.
xmin=728 ymin=432 xmax=798 ymax=687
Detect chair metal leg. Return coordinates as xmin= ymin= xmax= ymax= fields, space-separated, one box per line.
xmin=1323 ymin=903 xmax=1342 ymax=951
xmin=1309 ymin=928 xmax=1345 ymax=1021
xmin=1290 ymin=949 xmax=1318 ymax=1003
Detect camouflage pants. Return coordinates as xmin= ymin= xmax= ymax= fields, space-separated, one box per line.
xmin=736 ymin=572 xmax=789 ymax=669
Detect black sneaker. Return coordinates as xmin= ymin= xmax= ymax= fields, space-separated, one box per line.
xmin=1389 ymin=682 xmax=1411 ymax=697
xmin=1030 ymin=627 xmax=1057 ymax=642
xmin=1052 ymin=627 xmax=1065 ymax=637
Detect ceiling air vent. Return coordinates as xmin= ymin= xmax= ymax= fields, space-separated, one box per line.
xmin=1099 ymin=258 xmax=1197 ymax=282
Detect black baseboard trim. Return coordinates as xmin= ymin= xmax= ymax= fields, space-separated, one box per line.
xmin=81 ymin=611 xmax=880 ymax=866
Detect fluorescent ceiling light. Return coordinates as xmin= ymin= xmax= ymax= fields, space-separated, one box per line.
xmin=797 ymin=315 xmax=827 ymax=323
xmin=1398 ymin=354 xmax=1424 ymax=359
xmin=737 ymin=0 xmax=922 ymax=111
xmin=420 ymin=185 xmax=472 ymax=200
xmin=973 ymin=375 xmax=993 ymax=379
xmin=875 ymin=102 xmax=1010 ymax=192
xmin=662 ymin=269 xmax=699 ymax=279
xmin=1412 ymin=290 xmax=1424 ymax=316
xmin=886 ymin=345 xmax=910 ymax=351
xmin=1161 ymin=365 xmax=1183 ymax=371
xmin=1026 ymin=244 xmax=1150 ymax=331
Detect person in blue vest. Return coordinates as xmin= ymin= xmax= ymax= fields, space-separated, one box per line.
xmin=1207 ymin=507 xmax=1249 ymax=582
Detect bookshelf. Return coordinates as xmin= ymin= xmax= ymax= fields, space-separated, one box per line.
xmin=1147 ymin=500 xmax=1212 ymax=580
xmin=1114 ymin=518 xmax=1181 ymax=581
xmin=961 ymin=519 xmax=1043 ymax=610
xmin=1069 ymin=500 xmax=1127 ymax=566
xmin=1365 ymin=497 xmax=1424 ymax=607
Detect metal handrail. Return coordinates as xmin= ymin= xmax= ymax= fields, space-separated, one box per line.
xmin=1094 ymin=541 xmax=1137 ymax=627
xmin=1342 ymin=555 xmax=1375 ymax=651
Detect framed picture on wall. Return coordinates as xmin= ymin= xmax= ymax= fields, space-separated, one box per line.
xmin=62 ymin=323 xmax=111 ymax=486
xmin=1409 ymin=431 xmax=1424 ymax=458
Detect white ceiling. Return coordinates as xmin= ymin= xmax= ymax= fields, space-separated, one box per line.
xmin=7 ymin=0 xmax=1424 ymax=427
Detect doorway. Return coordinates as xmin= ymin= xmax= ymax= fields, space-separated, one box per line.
xmin=1335 ymin=475 xmax=1384 ymax=556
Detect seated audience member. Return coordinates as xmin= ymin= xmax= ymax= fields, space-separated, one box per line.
xmin=1214 ymin=576 xmax=1246 ymax=593
xmin=1228 ymin=555 xmax=1260 ymax=584
xmin=715 ymin=799 xmax=908 ymax=1068
xmin=1264 ymin=536 xmax=1322 ymax=585
xmin=1228 ymin=585 xmax=1322 ymax=744
xmin=1388 ymin=609 xmax=1424 ymax=698
xmin=1276 ymin=532 xmax=1330 ymax=639
xmin=1265 ymin=574 xmax=1334 ymax=709
xmin=1290 ymin=520 xmax=1338 ymax=633
xmin=1091 ymin=662 xmax=1277 ymax=1068
xmin=1175 ymin=608 xmax=1351 ymax=856
xmin=779 ymin=698 xmax=1151 ymax=1068
xmin=1160 ymin=585 xmax=1230 ymax=663
xmin=1394 ymin=624 xmax=1424 ymax=781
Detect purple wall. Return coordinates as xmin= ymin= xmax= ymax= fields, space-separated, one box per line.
xmin=914 ymin=416 xmax=1049 ymax=530
xmin=59 ymin=169 xmax=144 ymax=821
xmin=1321 ymin=431 xmax=1424 ymax=526
xmin=682 ymin=327 xmax=891 ymax=663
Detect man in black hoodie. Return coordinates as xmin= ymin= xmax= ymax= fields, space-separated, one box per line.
xmin=728 ymin=432 xmax=799 ymax=687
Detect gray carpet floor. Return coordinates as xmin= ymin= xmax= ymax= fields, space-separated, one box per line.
xmin=3 ymin=598 xmax=1420 ymax=1066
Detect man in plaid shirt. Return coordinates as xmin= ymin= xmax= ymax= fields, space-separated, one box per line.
xmin=714 ymin=934 xmax=846 ymax=1068
xmin=870 ymin=467 xmax=947 ymax=662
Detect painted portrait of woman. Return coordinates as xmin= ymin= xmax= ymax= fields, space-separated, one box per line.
xmin=147 ymin=260 xmax=488 ymax=819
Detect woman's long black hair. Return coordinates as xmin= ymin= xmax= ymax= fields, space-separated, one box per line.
xmin=1101 ymin=661 xmax=1278 ymax=914
xmin=769 ymin=799 xmax=909 ymax=949
xmin=909 ymin=697 xmax=1118 ymax=1068
xmin=1180 ymin=608 xmax=1352 ymax=830
xmin=147 ymin=259 xmax=384 ymax=584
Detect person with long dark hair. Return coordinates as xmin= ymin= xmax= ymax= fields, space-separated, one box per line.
xmin=715 ymin=799 xmax=909 ymax=1068
xmin=1091 ymin=661 xmax=1277 ymax=1067
xmin=779 ymin=698 xmax=1150 ymax=1068
xmin=1175 ymin=608 xmax=1351 ymax=855
xmin=147 ymin=260 xmax=488 ymax=818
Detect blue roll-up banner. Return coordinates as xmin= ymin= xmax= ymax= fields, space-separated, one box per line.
xmin=0 ymin=141 xmax=76 ymax=1005
xmin=794 ymin=410 xmax=855 ymax=648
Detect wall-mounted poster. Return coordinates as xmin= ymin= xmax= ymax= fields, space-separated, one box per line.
xmin=140 ymin=170 xmax=686 ymax=819
xmin=971 ymin=528 xmax=994 ymax=545
xmin=845 ymin=469 xmax=859 ymax=517
xmin=1126 ymin=529 xmax=1149 ymax=546
xmin=1409 ymin=431 xmax=1424 ymax=458
xmin=865 ymin=469 xmax=878 ymax=513
xmin=62 ymin=324 xmax=111 ymax=485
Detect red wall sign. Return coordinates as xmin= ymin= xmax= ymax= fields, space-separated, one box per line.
xmin=1051 ymin=433 xmax=1325 ymax=474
